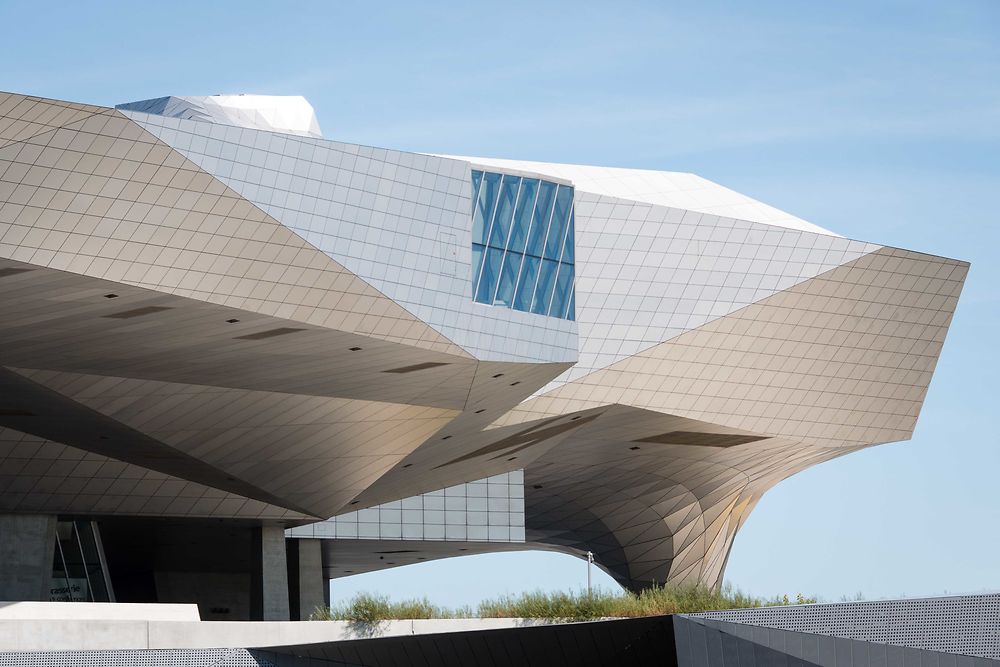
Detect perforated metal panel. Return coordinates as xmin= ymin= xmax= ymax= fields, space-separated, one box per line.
xmin=687 ymin=593 xmax=1000 ymax=659
xmin=0 ymin=649 xmax=275 ymax=667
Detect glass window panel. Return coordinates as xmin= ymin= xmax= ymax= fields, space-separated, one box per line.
xmin=544 ymin=185 xmax=573 ymax=260
xmin=565 ymin=291 xmax=575 ymax=321
xmin=525 ymin=181 xmax=557 ymax=258
xmin=475 ymin=247 xmax=504 ymax=304
xmin=549 ymin=262 xmax=574 ymax=318
xmin=488 ymin=175 xmax=520 ymax=249
xmin=531 ymin=259 xmax=559 ymax=315
xmin=514 ymin=255 xmax=540 ymax=311
xmin=472 ymin=172 xmax=501 ymax=245
xmin=561 ymin=210 xmax=575 ymax=264
xmin=494 ymin=252 xmax=522 ymax=307
xmin=471 ymin=243 xmax=485 ymax=297
xmin=506 ymin=178 xmax=538 ymax=256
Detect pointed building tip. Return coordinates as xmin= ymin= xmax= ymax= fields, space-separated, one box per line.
xmin=116 ymin=94 xmax=323 ymax=138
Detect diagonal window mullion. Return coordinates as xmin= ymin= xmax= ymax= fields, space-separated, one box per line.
xmin=472 ymin=173 xmax=506 ymax=302
xmin=529 ymin=184 xmax=563 ymax=313
xmin=511 ymin=179 xmax=542 ymax=308
xmin=546 ymin=200 xmax=575 ymax=316
xmin=491 ymin=176 xmax=523 ymax=305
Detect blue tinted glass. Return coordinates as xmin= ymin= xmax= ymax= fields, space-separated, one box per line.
xmin=473 ymin=172 xmax=501 ymax=245
xmin=471 ymin=243 xmax=485 ymax=297
xmin=469 ymin=172 xmax=577 ymax=320
xmin=531 ymin=259 xmax=559 ymax=315
xmin=514 ymin=255 xmax=540 ymax=311
xmin=506 ymin=179 xmax=538 ymax=256
xmin=488 ymin=175 xmax=520 ymax=249
xmin=549 ymin=263 xmax=574 ymax=318
xmin=561 ymin=210 xmax=575 ymax=264
xmin=544 ymin=185 xmax=573 ymax=260
xmin=525 ymin=181 xmax=556 ymax=258
xmin=475 ymin=247 xmax=504 ymax=304
xmin=494 ymin=252 xmax=523 ymax=307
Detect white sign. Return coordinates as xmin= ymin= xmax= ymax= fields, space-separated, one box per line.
xmin=49 ymin=578 xmax=89 ymax=602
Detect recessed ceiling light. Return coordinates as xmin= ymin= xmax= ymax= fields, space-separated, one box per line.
xmin=234 ymin=327 xmax=305 ymax=340
xmin=492 ymin=373 xmax=504 ymax=378
xmin=104 ymin=293 xmax=118 ymax=299
xmin=630 ymin=446 xmax=640 ymax=451
xmin=441 ymin=435 xmax=452 ymax=440
xmin=226 ymin=318 xmax=239 ymax=323
xmin=402 ymin=463 xmax=412 ymax=468
xmin=103 ymin=306 xmax=172 ymax=319
xmin=349 ymin=346 xmax=362 ymax=351
xmin=474 ymin=409 xmax=485 ymax=414
xmin=383 ymin=362 xmax=449 ymax=374
xmin=510 ymin=381 xmax=520 ymax=386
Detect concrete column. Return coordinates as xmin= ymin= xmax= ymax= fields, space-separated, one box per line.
xmin=250 ymin=525 xmax=289 ymax=621
xmin=287 ymin=538 xmax=325 ymax=620
xmin=0 ymin=514 xmax=56 ymax=601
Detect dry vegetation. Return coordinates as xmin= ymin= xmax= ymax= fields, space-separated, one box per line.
xmin=310 ymin=583 xmax=817 ymax=622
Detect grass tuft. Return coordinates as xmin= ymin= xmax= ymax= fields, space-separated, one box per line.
xmin=310 ymin=583 xmax=817 ymax=621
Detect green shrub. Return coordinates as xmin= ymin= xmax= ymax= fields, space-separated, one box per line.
xmin=310 ymin=583 xmax=817 ymax=621
xmin=310 ymin=592 xmax=472 ymax=621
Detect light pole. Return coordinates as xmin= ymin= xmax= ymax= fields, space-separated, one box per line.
xmin=586 ymin=551 xmax=594 ymax=596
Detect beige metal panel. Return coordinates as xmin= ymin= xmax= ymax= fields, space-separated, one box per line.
xmin=0 ymin=257 xmax=569 ymax=519
xmin=0 ymin=365 xmax=316 ymax=512
xmin=0 ymin=95 xmax=468 ymax=358
xmin=0 ymin=93 xmax=108 ymax=149
xmin=351 ymin=360 xmax=572 ymax=508
xmin=15 ymin=368 xmax=459 ymax=518
xmin=0 ymin=259 xmax=475 ymax=408
xmin=497 ymin=247 xmax=968 ymax=449
xmin=0 ymin=428 xmax=305 ymax=520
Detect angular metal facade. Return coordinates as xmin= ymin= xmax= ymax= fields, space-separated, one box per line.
xmin=0 ymin=91 xmax=967 ymax=592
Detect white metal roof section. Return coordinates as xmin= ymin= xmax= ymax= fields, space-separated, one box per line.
xmin=441 ymin=156 xmax=836 ymax=236
xmin=116 ymin=94 xmax=323 ymax=138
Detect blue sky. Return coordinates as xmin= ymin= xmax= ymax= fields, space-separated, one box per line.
xmin=1 ymin=1 xmax=996 ymax=606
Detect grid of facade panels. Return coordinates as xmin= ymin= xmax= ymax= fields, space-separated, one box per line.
xmin=286 ymin=471 xmax=525 ymax=543
xmin=121 ymin=109 xmax=581 ymax=365
xmin=470 ymin=170 xmax=576 ymax=321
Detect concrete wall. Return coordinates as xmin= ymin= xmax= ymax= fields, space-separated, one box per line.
xmin=154 ymin=571 xmax=250 ymax=621
xmin=250 ymin=526 xmax=289 ymax=621
xmin=101 ymin=519 xmax=293 ymax=621
xmin=287 ymin=539 xmax=324 ymax=621
xmin=0 ymin=514 xmax=55 ymax=601
xmin=0 ymin=612 xmax=550 ymax=651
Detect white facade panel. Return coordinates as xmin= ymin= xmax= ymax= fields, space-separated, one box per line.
xmin=534 ymin=192 xmax=880 ymax=395
xmin=121 ymin=110 xmax=578 ymax=364
xmin=287 ymin=471 xmax=525 ymax=544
